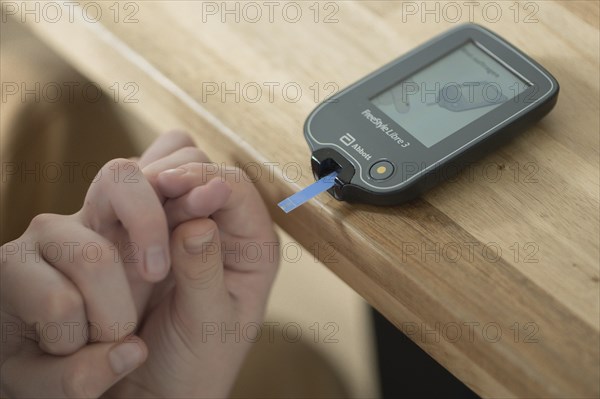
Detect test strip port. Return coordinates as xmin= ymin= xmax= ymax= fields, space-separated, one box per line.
xmin=310 ymin=148 xmax=356 ymax=200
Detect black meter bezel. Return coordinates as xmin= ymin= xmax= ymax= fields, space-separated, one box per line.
xmin=304 ymin=23 xmax=559 ymax=205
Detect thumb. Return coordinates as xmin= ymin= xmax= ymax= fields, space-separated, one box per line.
xmin=2 ymin=336 xmax=147 ymax=398
xmin=170 ymin=218 xmax=228 ymax=317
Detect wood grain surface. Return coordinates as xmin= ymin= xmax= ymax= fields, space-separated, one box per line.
xmin=7 ymin=1 xmax=599 ymax=397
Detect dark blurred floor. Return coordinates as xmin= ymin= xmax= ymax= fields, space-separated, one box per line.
xmin=372 ymin=309 xmax=480 ymax=399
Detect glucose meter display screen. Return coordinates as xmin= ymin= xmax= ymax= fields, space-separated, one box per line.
xmin=371 ymin=41 xmax=530 ymax=148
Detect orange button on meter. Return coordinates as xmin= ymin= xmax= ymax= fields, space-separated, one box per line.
xmin=369 ymin=160 xmax=394 ymax=180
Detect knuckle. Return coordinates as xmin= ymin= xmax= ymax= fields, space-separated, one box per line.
xmin=104 ymin=157 xmax=135 ymax=170
xmin=29 ymin=213 xmax=58 ymax=231
xmin=43 ymin=288 xmax=83 ymax=324
xmin=99 ymin=158 xmax=140 ymax=184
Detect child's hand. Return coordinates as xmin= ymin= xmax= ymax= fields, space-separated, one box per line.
xmin=0 ymin=158 xmax=168 ymax=398
xmin=0 ymin=131 xmax=279 ymax=398
xmin=110 ymin=155 xmax=279 ymax=398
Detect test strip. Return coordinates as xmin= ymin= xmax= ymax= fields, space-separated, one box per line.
xmin=278 ymin=171 xmax=338 ymax=213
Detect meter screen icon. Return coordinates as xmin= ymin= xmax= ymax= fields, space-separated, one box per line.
xmin=435 ymin=81 xmax=509 ymax=112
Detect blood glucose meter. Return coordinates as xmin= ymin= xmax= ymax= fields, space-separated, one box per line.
xmin=303 ymin=23 xmax=559 ymax=206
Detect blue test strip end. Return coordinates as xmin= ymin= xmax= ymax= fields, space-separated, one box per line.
xmin=278 ymin=171 xmax=338 ymax=213
xmin=278 ymin=198 xmax=297 ymax=214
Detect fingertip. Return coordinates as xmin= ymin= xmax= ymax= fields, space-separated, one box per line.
xmin=124 ymin=335 xmax=149 ymax=359
xmin=157 ymin=167 xmax=188 ymax=197
xmin=132 ymin=215 xmax=171 ymax=283
xmin=171 ymin=218 xmax=224 ymax=293
xmin=141 ymin=245 xmax=171 ymax=282
xmin=172 ymin=218 xmax=219 ymax=247
xmin=108 ymin=336 xmax=148 ymax=376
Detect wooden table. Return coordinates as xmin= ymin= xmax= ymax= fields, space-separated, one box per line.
xmin=8 ymin=1 xmax=599 ymax=397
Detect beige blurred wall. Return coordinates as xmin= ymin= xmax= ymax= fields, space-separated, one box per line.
xmin=266 ymin=228 xmax=380 ymax=398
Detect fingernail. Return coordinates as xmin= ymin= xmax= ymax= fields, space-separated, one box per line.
xmin=161 ymin=168 xmax=186 ymax=176
xmin=109 ymin=342 xmax=144 ymax=375
xmin=183 ymin=231 xmax=214 ymax=254
xmin=145 ymin=246 xmax=168 ymax=276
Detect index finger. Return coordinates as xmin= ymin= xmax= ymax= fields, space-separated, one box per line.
xmin=80 ymin=158 xmax=170 ymax=282
xmin=157 ymin=163 xmax=272 ymax=240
